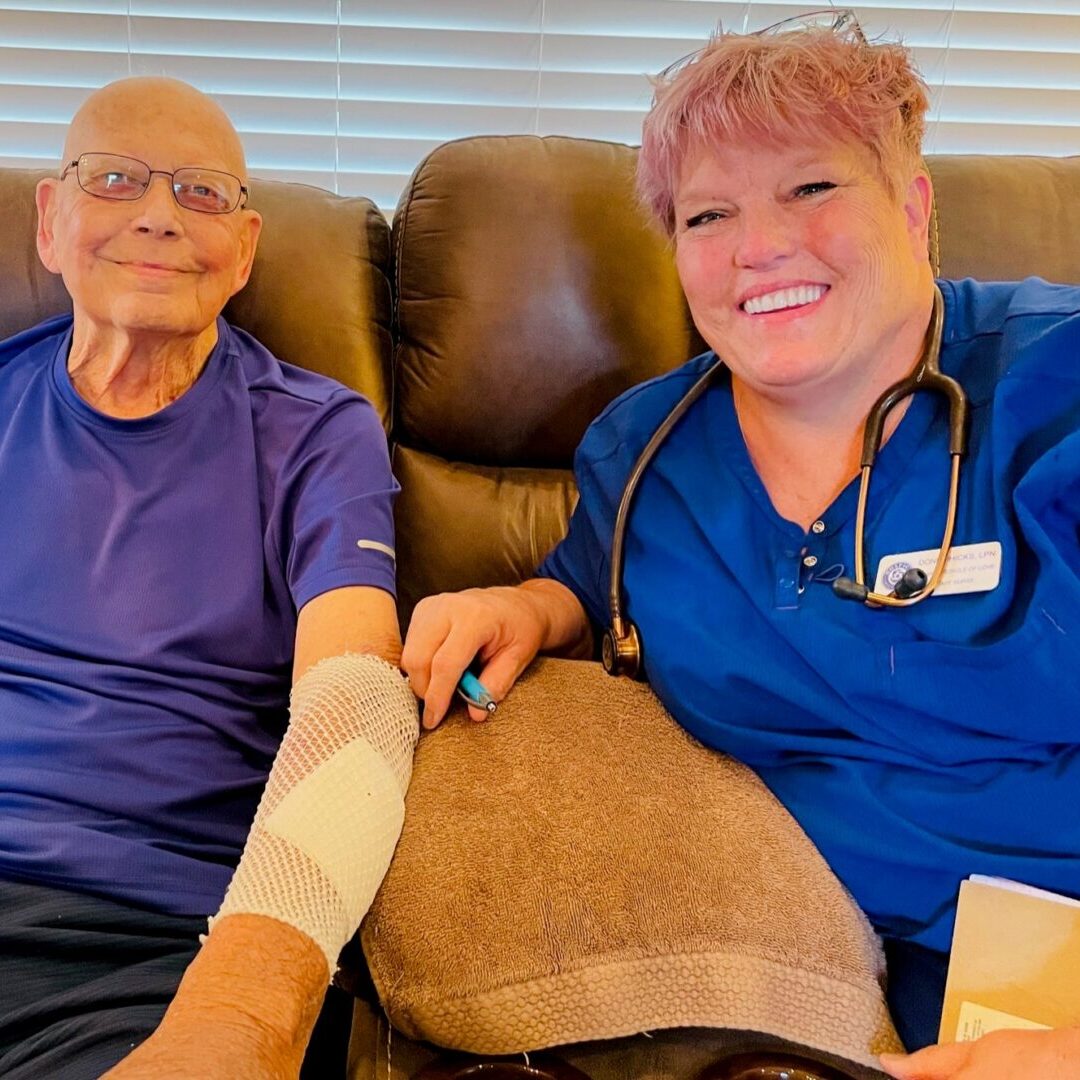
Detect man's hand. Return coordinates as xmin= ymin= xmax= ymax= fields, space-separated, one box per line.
xmin=402 ymin=578 xmax=591 ymax=729
xmin=101 ymin=1006 xmax=296 ymax=1080
xmin=880 ymin=1028 xmax=1080 ymax=1079
xmin=102 ymin=914 xmax=327 ymax=1080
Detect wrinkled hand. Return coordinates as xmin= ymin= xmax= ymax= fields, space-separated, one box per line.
xmin=402 ymin=584 xmax=551 ymax=728
xmin=880 ymin=1027 xmax=1080 ymax=1079
xmin=103 ymin=914 xmax=325 ymax=1080
xmin=101 ymin=1003 xmax=301 ymax=1080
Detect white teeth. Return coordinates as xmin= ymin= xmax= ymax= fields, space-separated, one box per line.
xmin=742 ymin=284 xmax=827 ymax=315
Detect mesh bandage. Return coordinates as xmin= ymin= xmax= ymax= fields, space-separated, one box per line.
xmin=212 ymin=652 xmax=418 ymax=976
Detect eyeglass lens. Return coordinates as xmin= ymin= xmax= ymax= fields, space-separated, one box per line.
xmin=74 ymin=153 xmax=242 ymax=214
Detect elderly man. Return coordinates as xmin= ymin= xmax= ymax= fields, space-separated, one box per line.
xmin=0 ymin=78 xmax=417 ymax=1078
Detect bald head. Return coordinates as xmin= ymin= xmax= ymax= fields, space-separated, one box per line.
xmin=64 ymin=77 xmax=248 ymax=181
xmin=36 ymin=75 xmax=262 ymax=351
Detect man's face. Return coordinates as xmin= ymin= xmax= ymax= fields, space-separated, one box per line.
xmin=35 ymin=81 xmax=262 ymax=342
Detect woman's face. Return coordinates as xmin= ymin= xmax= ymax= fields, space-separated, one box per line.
xmin=672 ymin=137 xmax=933 ymax=408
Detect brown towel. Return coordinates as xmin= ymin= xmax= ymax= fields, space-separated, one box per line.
xmin=362 ymin=658 xmax=902 ymax=1070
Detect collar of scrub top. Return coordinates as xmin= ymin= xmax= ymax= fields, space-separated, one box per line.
xmin=602 ymin=284 xmax=970 ymax=680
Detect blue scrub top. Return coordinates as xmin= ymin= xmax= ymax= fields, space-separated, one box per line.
xmin=540 ymin=277 xmax=1080 ymax=952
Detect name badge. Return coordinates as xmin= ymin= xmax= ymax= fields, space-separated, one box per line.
xmin=874 ymin=541 xmax=1002 ymax=597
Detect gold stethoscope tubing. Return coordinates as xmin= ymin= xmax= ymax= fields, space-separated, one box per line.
xmin=606 ymin=362 xmax=726 ymax=650
xmin=849 ymin=284 xmax=969 ymax=607
xmin=603 ymin=284 xmax=970 ymax=677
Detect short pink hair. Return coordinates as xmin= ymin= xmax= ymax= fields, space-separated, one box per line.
xmin=638 ymin=23 xmax=930 ymax=235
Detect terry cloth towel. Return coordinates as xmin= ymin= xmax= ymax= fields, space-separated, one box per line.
xmin=361 ymin=658 xmax=902 ymax=1070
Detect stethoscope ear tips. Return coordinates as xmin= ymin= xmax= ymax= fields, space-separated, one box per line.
xmin=832 ymin=577 xmax=869 ymax=603
xmin=833 ymin=566 xmax=929 ymax=605
xmin=894 ymin=567 xmax=929 ymax=600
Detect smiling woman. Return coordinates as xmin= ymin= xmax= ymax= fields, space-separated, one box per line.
xmin=671 ymin=136 xmax=933 ymax=521
xmin=641 ymin=23 xmax=936 ymax=527
xmin=399 ymin=16 xmax=1080 ymax=1078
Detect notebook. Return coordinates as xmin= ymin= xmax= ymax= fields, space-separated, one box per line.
xmin=939 ymin=875 xmax=1080 ymax=1043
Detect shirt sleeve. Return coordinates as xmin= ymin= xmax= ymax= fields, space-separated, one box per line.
xmin=999 ymin=300 xmax=1080 ymax=585
xmin=536 ymin=424 xmax=621 ymax=632
xmin=282 ymin=391 xmax=400 ymax=610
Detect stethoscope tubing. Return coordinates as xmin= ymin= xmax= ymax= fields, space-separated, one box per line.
xmin=607 ymin=357 xmax=727 ymax=638
xmin=849 ymin=285 xmax=968 ymax=606
xmin=603 ymin=284 xmax=971 ymax=676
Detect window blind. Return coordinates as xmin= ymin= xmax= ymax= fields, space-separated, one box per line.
xmin=0 ymin=0 xmax=1077 ymax=212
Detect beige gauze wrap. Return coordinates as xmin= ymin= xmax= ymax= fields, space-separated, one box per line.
xmin=214 ymin=652 xmax=418 ymax=976
xmin=362 ymin=657 xmax=902 ymax=1074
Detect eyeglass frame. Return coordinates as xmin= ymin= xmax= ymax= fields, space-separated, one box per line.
xmin=755 ymin=7 xmax=865 ymax=42
xmin=59 ymin=152 xmax=249 ymax=215
xmin=658 ymin=7 xmax=866 ymax=81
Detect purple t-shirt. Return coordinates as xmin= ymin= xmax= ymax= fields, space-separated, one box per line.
xmin=0 ymin=315 xmax=398 ymax=916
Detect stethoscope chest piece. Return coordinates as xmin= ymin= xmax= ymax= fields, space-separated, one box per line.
xmin=601 ymin=620 xmax=643 ymax=679
xmin=602 ymin=359 xmax=727 ymax=680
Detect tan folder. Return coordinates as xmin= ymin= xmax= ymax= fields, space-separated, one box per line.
xmin=939 ymin=876 xmax=1080 ymax=1043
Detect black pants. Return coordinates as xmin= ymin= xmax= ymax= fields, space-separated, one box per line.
xmin=0 ymin=879 xmax=351 ymax=1080
xmin=0 ymin=879 xmax=948 ymax=1077
xmin=883 ymin=936 xmax=950 ymax=1052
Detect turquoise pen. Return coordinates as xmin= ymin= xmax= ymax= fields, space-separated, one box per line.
xmin=456 ymin=670 xmax=497 ymax=713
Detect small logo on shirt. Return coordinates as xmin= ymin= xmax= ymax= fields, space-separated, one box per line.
xmin=882 ymin=560 xmax=912 ymax=589
xmin=356 ymin=539 xmax=395 ymax=561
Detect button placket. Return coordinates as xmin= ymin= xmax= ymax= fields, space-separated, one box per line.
xmin=798 ymin=522 xmax=828 ymax=593
xmin=774 ymin=545 xmax=803 ymax=610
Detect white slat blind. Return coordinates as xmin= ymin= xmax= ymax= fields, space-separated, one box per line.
xmin=0 ymin=0 xmax=1078 ymax=212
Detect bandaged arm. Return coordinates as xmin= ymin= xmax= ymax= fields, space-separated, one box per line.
xmin=103 ymin=586 xmax=416 ymax=1078
xmin=212 ymin=649 xmax=418 ymax=973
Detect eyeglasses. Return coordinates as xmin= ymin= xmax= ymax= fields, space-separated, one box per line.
xmin=659 ymin=7 xmax=865 ymax=80
xmin=757 ymin=7 xmax=864 ymax=41
xmin=60 ymin=152 xmax=248 ymax=215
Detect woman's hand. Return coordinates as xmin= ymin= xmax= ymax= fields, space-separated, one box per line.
xmin=402 ymin=578 xmax=590 ymax=728
xmin=880 ymin=1027 xmax=1080 ymax=1079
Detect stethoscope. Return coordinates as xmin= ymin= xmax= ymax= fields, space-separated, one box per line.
xmin=601 ymin=285 xmax=970 ymax=678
